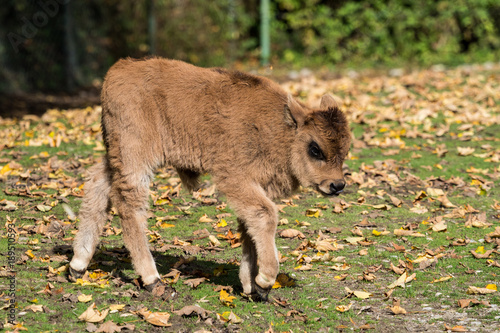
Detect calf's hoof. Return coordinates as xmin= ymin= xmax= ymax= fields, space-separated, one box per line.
xmin=143 ymin=278 xmax=161 ymax=293
xmin=254 ymin=273 xmax=275 ymax=302
xmin=254 ymin=284 xmax=271 ymax=302
xmin=68 ymin=266 xmax=86 ymax=280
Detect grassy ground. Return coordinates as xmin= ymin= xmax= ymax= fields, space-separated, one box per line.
xmin=1 ymin=64 xmax=499 ymax=332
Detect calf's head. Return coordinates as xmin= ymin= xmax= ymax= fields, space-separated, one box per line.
xmin=286 ymin=94 xmax=351 ymax=196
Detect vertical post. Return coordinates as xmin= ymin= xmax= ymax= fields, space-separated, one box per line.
xmin=147 ymin=0 xmax=156 ymax=55
xmin=260 ymin=0 xmax=270 ymax=66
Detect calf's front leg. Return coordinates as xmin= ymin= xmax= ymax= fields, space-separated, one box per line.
xmin=225 ymin=184 xmax=279 ymax=300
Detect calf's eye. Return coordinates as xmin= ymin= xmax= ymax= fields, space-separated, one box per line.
xmin=308 ymin=141 xmax=325 ymax=160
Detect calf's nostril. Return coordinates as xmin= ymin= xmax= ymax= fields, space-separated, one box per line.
xmin=330 ymin=180 xmax=346 ymax=194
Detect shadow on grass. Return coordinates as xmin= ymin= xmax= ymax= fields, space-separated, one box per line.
xmin=53 ymin=244 xmax=241 ymax=292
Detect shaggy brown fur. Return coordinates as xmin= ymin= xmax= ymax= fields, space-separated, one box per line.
xmin=70 ymin=58 xmax=351 ymax=299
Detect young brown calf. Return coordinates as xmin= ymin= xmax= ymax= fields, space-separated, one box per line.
xmin=69 ymin=58 xmax=351 ymax=300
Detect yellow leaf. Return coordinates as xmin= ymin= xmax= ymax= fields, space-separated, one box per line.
xmin=272 ymin=273 xmax=296 ymax=289
xmin=154 ymin=198 xmax=170 ymax=206
xmin=217 ymin=219 xmax=227 ymax=227
xmin=109 ymin=304 xmax=126 ymax=312
xmin=25 ymin=250 xmax=36 ymax=259
xmin=218 ymin=311 xmax=243 ymax=323
xmin=431 ymin=276 xmax=452 ymax=283
xmin=219 ymin=289 xmax=236 ymax=307
xmin=306 ymin=208 xmax=322 ymax=218
xmin=486 ymin=284 xmax=497 ymax=291
xmin=475 ymin=246 xmax=486 ymax=254
xmin=335 ymin=303 xmax=353 ymax=312
xmin=353 ymin=290 xmax=372 ymax=299
xmin=0 ymin=164 xmax=12 ymax=175
xmin=160 ymin=222 xmax=175 ymax=228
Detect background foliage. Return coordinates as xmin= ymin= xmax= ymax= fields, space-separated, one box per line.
xmin=1 ymin=0 xmax=499 ymax=93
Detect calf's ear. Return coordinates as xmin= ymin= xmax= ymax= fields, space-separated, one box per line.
xmin=284 ymin=93 xmax=307 ymax=128
xmin=320 ymin=94 xmax=340 ymax=109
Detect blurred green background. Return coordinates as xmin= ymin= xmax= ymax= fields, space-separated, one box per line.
xmin=1 ymin=0 xmax=499 ymax=94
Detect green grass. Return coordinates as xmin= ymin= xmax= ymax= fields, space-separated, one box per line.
xmin=1 ymin=64 xmax=500 ymax=332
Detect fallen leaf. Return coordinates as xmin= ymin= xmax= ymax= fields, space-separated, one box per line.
xmin=431 ymin=219 xmax=447 ymax=232
xmin=467 ymin=286 xmax=497 ymax=295
xmin=393 ymin=229 xmax=425 ymax=237
xmin=389 ymin=299 xmax=406 ymax=315
xmin=272 ymin=273 xmax=296 ymax=289
xmin=174 ymin=305 xmax=211 ymax=319
xmin=218 ymin=311 xmax=243 ymax=324
xmin=109 ymin=304 xmax=126 ymax=312
xmin=198 ymin=214 xmax=214 ymax=223
xmin=184 ymin=277 xmax=207 ymax=289
xmin=95 ymin=321 xmax=130 ymax=333
xmin=137 ymin=308 xmax=172 ymax=327
xmin=78 ymin=293 xmax=93 ymax=303
xmin=458 ymin=147 xmax=475 ymax=156
xmin=209 ymin=235 xmax=221 ymax=247
xmin=279 ymin=229 xmax=305 ymax=239
xmin=335 ymin=303 xmax=353 ymax=312
xmin=430 ymin=276 xmax=452 ymax=283
xmin=24 ymin=304 xmax=44 ymax=313
xmin=458 ymin=299 xmax=490 ymax=308
xmin=219 ymin=289 xmax=236 ymax=307
xmin=78 ymin=303 xmax=110 ymax=323
xmin=444 ymin=324 xmax=468 ymax=332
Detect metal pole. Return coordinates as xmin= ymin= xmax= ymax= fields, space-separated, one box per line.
xmin=260 ymin=0 xmax=270 ymax=65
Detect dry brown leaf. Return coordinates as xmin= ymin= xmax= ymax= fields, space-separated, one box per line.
xmin=390 ymin=263 xmax=405 ymax=275
xmin=315 ymin=240 xmax=341 ymax=252
xmin=78 ymin=293 xmax=93 ymax=303
xmin=78 ymin=303 xmax=109 ymax=323
xmin=173 ymin=305 xmax=211 ymax=318
xmin=457 ymin=147 xmax=475 ymax=156
xmin=137 ymin=308 xmax=172 ymax=327
xmin=437 ymin=195 xmax=456 ymax=208
xmin=426 ymin=187 xmax=445 ymax=197
xmin=350 ymin=226 xmax=364 ymax=237
xmin=96 ymin=321 xmax=132 ymax=333
xmin=431 ymin=219 xmax=447 ymax=232
xmin=24 ymin=304 xmax=44 ymax=313
xmin=183 ymin=277 xmax=207 ymax=289
xmin=388 ymin=194 xmax=402 ymax=207
xmin=470 ymin=249 xmax=494 ymax=259
xmin=486 ymin=226 xmax=500 ymax=238
xmin=393 ymin=229 xmax=425 ymax=237
xmin=467 ymin=286 xmax=497 ymax=295
xmin=389 ymin=298 xmax=406 ymax=315
xmin=444 ymin=324 xmax=468 ymax=332
xmin=279 ymin=229 xmax=305 ymax=239
xmin=457 ymin=299 xmax=490 ymax=308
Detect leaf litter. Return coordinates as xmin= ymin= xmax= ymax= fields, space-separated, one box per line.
xmin=1 ymin=64 xmax=500 ymax=332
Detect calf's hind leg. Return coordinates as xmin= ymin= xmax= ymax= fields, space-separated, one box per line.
xmin=70 ymin=160 xmax=111 ymax=277
xmin=176 ymin=168 xmax=200 ymax=192
xmin=110 ymin=166 xmax=161 ymax=289
xmin=238 ymin=221 xmax=258 ymax=295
